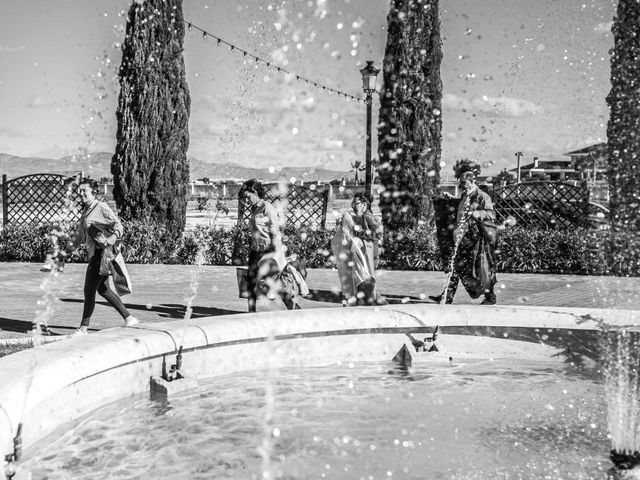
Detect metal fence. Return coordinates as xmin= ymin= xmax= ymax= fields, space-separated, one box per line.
xmin=492 ymin=181 xmax=589 ymax=229
xmin=237 ymin=183 xmax=329 ymax=230
xmin=2 ymin=174 xmax=83 ymax=226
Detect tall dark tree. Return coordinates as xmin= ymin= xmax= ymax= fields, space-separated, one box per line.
xmin=377 ymin=0 xmax=443 ymax=231
xmin=607 ymin=0 xmax=640 ymax=231
xmin=112 ymin=0 xmax=191 ymax=238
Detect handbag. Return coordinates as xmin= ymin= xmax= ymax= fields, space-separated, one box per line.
xmin=109 ymin=252 xmax=133 ymax=296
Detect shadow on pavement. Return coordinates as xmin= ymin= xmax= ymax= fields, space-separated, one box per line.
xmin=0 ymin=317 xmax=34 ymax=334
xmin=60 ymin=298 xmax=241 ymax=318
xmin=305 ymin=289 xmax=342 ymax=304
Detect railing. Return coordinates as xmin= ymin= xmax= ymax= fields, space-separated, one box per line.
xmin=492 ymin=181 xmax=589 ymax=229
xmin=2 ymin=174 xmax=83 ymax=226
xmin=236 ymin=183 xmax=329 ymax=230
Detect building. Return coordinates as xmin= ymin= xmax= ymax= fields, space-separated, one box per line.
xmin=505 ymin=144 xmax=609 ymax=204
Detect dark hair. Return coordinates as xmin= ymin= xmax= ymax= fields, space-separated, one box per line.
xmin=460 ymin=171 xmax=476 ymax=182
xmin=351 ymin=192 xmax=370 ymax=210
xmin=238 ymin=179 xmax=265 ymax=199
xmin=78 ymin=177 xmax=100 ymax=193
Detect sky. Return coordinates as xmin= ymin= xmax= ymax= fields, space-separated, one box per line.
xmin=0 ymin=0 xmax=617 ymax=177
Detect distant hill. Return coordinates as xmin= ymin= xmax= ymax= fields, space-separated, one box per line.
xmin=0 ymin=152 xmax=350 ymax=183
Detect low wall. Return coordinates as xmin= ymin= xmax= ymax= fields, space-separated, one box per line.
xmin=0 ymin=304 xmax=638 ymax=469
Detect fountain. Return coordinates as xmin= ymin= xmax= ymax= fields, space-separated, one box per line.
xmin=1 ymin=303 xmax=639 ymax=478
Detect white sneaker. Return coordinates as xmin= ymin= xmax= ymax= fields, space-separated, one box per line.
xmin=70 ymin=328 xmax=87 ymax=337
xmin=125 ymin=316 xmax=139 ymax=327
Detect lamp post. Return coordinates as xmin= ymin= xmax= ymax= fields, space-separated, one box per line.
xmin=360 ymin=60 xmax=380 ymax=198
xmin=515 ymin=151 xmax=523 ymax=183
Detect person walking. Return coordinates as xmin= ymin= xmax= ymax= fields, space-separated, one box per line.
xmin=69 ymin=178 xmax=138 ymax=335
xmin=239 ymin=179 xmax=287 ymax=312
xmin=429 ymin=171 xmax=498 ymax=305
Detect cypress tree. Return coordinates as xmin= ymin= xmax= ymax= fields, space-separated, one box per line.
xmin=377 ymin=0 xmax=443 ymax=231
xmin=606 ymin=0 xmax=640 ymax=232
xmin=111 ymin=0 xmax=191 ymax=239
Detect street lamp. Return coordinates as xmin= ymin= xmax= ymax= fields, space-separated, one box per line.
xmin=515 ymin=151 xmax=523 ymax=183
xmin=359 ymin=60 xmax=380 ymax=198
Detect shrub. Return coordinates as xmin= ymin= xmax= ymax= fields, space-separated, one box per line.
xmin=120 ymin=218 xmax=179 ymax=264
xmin=0 ymin=222 xmax=74 ymax=262
xmin=1 ymin=219 xmax=639 ymax=277
xmin=379 ymin=224 xmax=442 ymax=271
xmin=282 ymin=225 xmax=335 ymax=269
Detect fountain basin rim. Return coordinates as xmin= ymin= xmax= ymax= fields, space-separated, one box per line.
xmin=0 ymin=303 xmax=637 ymax=464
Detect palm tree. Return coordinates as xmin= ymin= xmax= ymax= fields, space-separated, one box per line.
xmin=351 ymin=159 xmax=365 ymax=185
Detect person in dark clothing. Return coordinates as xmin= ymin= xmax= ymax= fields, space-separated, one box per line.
xmin=429 ymin=171 xmax=498 ymax=305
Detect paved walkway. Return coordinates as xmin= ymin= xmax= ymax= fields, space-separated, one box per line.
xmin=1 ymin=262 xmax=639 ymax=340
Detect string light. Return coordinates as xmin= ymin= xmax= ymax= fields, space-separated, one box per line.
xmin=184 ymin=20 xmax=363 ymax=103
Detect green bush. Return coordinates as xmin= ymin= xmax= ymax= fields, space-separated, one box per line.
xmin=380 ymin=224 xmax=442 ymax=271
xmin=283 ymin=225 xmax=334 ymax=269
xmin=0 ymin=222 xmax=74 ymax=262
xmin=120 ymin=218 xmax=179 ymax=264
xmin=1 ymin=219 xmax=639 ymax=277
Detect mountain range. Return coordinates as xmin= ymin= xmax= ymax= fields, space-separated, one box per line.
xmin=0 ymin=152 xmax=350 ymax=183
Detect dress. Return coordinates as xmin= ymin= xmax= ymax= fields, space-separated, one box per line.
xmin=444 ymin=187 xmax=498 ymax=302
xmin=331 ymin=209 xmax=378 ymax=305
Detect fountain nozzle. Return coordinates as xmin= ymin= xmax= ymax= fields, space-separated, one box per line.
xmin=164 ymin=346 xmax=184 ymax=382
xmin=4 ymin=423 xmax=22 ymax=479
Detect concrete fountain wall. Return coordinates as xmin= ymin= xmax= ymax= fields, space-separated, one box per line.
xmin=0 ymin=303 xmax=639 ymax=463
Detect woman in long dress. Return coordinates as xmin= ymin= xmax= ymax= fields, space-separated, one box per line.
xmin=332 ymin=193 xmax=385 ymax=306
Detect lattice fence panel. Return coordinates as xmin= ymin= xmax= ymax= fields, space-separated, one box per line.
xmin=237 ymin=183 xmax=329 ymax=230
xmin=492 ymin=181 xmax=589 ymax=229
xmin=2 ymin=174 xmax=83 ymax=226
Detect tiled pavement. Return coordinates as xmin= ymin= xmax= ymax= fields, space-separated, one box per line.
xmin=1 ymin=262 xmax=639 ymax=340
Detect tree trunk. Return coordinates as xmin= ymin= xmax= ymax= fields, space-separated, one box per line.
xmin=111 ymin=0 xmax=191 ymax=239
xmin=377 ymin=0 xmax=443 ymax=231
xmin=607 ymin=0 xmax=640 ymax=232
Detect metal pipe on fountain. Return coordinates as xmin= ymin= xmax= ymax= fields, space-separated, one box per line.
xmin=4 ymin=423 xmax=22 ymax=480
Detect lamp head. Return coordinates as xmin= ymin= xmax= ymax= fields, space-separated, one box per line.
xmin=359 ymin=60 xmax=380 ymax=93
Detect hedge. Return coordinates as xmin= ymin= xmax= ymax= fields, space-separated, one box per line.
xmin=1 ymin=220 xmax=639 ymax=276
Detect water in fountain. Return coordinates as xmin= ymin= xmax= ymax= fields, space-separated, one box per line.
xmin=601 ymin=327 xmax=640 ymax=477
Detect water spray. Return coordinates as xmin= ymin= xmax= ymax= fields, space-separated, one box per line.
xmin=150 ymin=250 xmax=203 ymax=397
xmin=441 ymin=195 xmax=473 ymax=304
xmin=601 ymin=327 xmax=640 ymax=479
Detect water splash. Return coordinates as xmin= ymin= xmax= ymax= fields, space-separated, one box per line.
xmin=179 ymin=247 xmax=205 ymax=349
xmin=257 ymin=330 xmax=276 ymax=479
xmin=602 ymin=329 xmax=640 ymax=452
xmin=600 ymin=327 xmax=640 ymax=475
xmin=441 ymin=193 xmax=473 ymax=304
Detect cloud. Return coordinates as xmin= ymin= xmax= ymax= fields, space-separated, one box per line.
xmin=0 ymin=126 xmax=27 ymax=138
xmin=27 ymin=97 xmax=50 ymax=109
xmin=593 ymin=22 xmax=612 ymax=35
xmin=443 ymin=93 xmax=545 ymax=117
xmin=0 ymin=45 xmax=26 ymax=53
